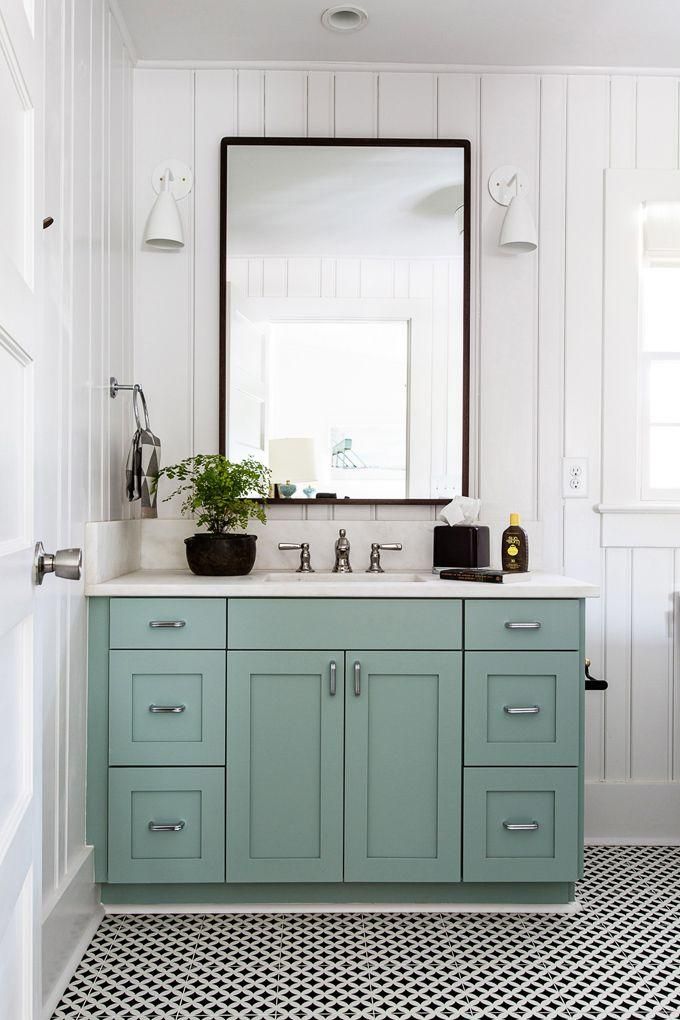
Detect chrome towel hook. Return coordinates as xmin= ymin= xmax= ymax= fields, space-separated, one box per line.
xmin=110 ymin=376 xmax=151 ymax=431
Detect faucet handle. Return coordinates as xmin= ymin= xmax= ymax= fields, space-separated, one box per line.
xmin=278 ymin=542 xmax=314 ymax=573
xmin=367 ymin=542 xmax=403 ymax=573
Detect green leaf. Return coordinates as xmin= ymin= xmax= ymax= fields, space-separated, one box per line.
xmin=156 ymin=455 xmax=272 ymax=534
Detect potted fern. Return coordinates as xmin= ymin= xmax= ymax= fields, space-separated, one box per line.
xmin=157 ymin=454 xmax=271 ymax=575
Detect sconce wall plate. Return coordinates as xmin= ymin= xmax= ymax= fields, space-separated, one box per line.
xmin=151 ymin=159 xmax=193 ymax=201
xmin=488 ymin=164 xmax=527 ymax=206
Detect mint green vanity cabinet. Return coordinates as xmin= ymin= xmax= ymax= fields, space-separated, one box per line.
xmin=226 ymin=651 xmax=345 ymax=883
xmin=109 ymin=650 xmax=226 ymax=766
xmin=344 ymin=651 xmax=462 ymax=882
xmin=88 ymin=594 xmax=586 ymax=905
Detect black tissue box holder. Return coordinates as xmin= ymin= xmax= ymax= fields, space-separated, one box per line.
xmin=433 ymin=524 xmax=490 ymax=571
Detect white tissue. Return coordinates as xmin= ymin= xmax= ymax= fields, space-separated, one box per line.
xmin=438 ymin=496 xmax=481 ymax=526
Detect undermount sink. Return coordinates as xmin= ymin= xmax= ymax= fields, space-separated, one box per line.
xmin=261 ymin=571 xmax=431 ymax=583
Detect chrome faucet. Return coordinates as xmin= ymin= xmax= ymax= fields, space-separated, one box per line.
xmin=366 ymin=542 xmax=403 ymax=573
xmin=333 ymin=529 xmax=352 ymax=573
xmin=278 ymin=542 xmax=314 ymax=572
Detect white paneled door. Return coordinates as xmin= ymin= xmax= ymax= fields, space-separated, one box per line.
xmin=0 ymin=0 xmax=43 ymax=1017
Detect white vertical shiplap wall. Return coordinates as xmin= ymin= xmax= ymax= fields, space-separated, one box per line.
xmin=133 ymin=67 xmax=680 ymax=840
xmin=42 ymin=1 xmax=134 ymax=1011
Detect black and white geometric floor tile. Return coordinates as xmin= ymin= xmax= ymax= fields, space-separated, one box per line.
xmin=53 ymin=846 xmax=680 ymax=1020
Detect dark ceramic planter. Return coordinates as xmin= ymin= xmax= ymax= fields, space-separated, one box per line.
xmin=184 ymin=533 xmax=257 ymax=576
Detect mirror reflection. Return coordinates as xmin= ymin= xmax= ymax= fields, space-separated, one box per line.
xmin=221 ymin=141 xmax=469 ymax=501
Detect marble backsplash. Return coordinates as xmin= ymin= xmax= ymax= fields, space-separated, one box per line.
xmin=85 ymin=513 xmax=544 ymax=585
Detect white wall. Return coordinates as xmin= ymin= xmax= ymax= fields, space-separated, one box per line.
xmin=42 ymin=1 xmax=134 ymax=1012
xmin=133 ymin=66 xmax=680 ymax=841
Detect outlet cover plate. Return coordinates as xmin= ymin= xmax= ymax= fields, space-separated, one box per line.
xmin=563 ymin=457 xmax=588 ymax=498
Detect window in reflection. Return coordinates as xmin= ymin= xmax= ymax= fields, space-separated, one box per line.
xmin=266 ymin=321 xmax=408 ymax=499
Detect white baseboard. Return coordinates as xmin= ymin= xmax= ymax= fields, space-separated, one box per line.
xmin=585 ymin=780 xmax=680 ymax=844
xmin=105 ymin=900 xmax=580 ymax=916
xmin=42 ymin=846 xmax=103 ymax=1020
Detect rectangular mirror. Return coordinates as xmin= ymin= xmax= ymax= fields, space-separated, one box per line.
xmin=220 ymin=138 xmax=470 ymax=503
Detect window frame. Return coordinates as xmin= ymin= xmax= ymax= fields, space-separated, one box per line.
xmin=603 ymin=170 xmax=680 ymax=508
xmin=639 ymin=262 xmax=680 ymax=501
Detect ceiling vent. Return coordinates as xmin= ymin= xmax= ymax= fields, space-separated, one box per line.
xmin=321 ymin=6 xmax=369 ymax=32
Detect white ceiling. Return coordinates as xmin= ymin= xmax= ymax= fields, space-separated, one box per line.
xmin=117 ymin=0 xmax=680 ymax=68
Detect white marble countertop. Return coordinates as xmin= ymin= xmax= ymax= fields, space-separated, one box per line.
xmin=85 ymin=569 xmax=599 ymax=599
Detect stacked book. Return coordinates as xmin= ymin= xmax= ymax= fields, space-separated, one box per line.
xmin=439 ymin=567 xmax=530 ymax=585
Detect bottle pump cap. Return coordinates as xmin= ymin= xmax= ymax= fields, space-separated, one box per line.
xmin=509 ymin=513 xmax=520 ymax=526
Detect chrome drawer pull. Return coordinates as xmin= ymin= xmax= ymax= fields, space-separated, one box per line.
xmin=329 ymin=661 xmax=337 ymax=696
xmin=149 ymin=620 xmax=186 ymax=628
xmin=505 ymin=621 xmax=541 ymax=630
xmin=504 ymin=705 xmax=540 ymax=715
xmin=354 ymin=661 xmax=361 ymax=697
xmin=503 ymin=821 xmax=540 ymax=831
xmin=149 ymin=704 xmax=186 ymax=714
xmin=148 ymin=820 xmax=186 ymax=833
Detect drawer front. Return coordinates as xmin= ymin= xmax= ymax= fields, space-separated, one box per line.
xmin=463 ymin=767 xmax=579 ymax=883
xmin=108 ymin=767 xmax=225 ymax=883
xmin=464 ymin=599 xmax=580 ymax=651
xmin=110 ymin=598 xmax=226 ymax=649
xmin=228 ymin=599 xmax=462 ymax=650
xmin=109 ymin=651 xmax=226 ymax=765
xmin=464 ymin=652 xmax=580 ymax=766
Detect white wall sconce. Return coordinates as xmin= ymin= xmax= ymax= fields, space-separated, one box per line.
xmin=143 ymin=159 xmax=193 ymax=250
xmin=488 ymin=165 xmax=537 ymax=253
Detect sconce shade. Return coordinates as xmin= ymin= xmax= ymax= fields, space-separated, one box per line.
xmin=268 ymin=438 xmax=318 ymax=481
xmin=499 ymin=194 xmax=537 ymax=253
xmin=143 ymin=169 xmax=184 ymax=249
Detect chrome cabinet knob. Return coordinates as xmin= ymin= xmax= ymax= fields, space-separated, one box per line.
xmin=34 ymin=542 xmax=83 ymax=585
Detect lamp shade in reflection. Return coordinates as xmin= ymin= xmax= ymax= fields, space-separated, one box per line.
xmin=268 ymin=438 xmax=318 ymax=482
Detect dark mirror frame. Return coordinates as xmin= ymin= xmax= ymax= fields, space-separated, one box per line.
xmin=219 ymin=136 xmax=471 ymax=504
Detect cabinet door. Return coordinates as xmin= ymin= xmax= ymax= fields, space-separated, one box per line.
xmin=344 ymin=651 xmax=462 ymax=882
xmin=226 ymin=650 xmax=344 ymax=882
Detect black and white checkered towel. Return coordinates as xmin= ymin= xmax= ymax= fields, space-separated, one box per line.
xmin=126 ymin=427 xmax=161 ymax=518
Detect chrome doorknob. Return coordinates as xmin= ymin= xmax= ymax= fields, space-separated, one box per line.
xmin=34 ymin=542 xmax=83 ymax=585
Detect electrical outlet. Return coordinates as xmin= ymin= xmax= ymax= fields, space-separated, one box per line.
xmin=562 ymin=457 xmax=588 ymax=498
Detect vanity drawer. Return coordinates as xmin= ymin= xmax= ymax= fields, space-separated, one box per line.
xmin=228 ymin=599 xmax=462 ymax=650
xmin=464 ymin=652 xmax=580 ymax=766
xmin=462 ymin=767 xmax=579 ymax=883
xmin=110 ymin=598 xmax=226 ymax=649
xmin=108 ymin=651 xmax=226 ymax=766
xmin=464 ymin=600 xmax=580 ymax=651
xmin=108 ymin=767 xmax=225 ymax=883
